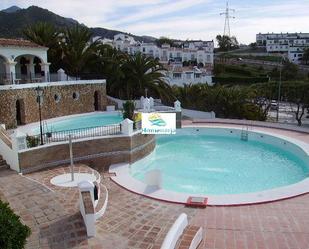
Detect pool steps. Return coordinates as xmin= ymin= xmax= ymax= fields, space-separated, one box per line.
xmin=241 ymin=126 xmax=249 ymax=141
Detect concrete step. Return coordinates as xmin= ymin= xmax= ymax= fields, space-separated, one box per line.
xmin=0 ymin=155 xmax=10 ymax=170
xmin=0 ymin=164 xmax=9 ymax=170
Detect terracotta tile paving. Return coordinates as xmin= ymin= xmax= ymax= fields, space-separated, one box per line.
xmin=0 ymin=125 xmax=309 ymax=249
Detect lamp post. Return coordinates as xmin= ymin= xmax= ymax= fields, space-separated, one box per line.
xmin=276 ymin=56 xmax=284 ymax=122
xmin=35 ymin=86 xmax=44 ymax=145
xmin=145 ymin=88 xmax=148 ymax=98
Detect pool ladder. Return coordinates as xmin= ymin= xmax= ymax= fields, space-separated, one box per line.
xmin=241 ymin=126 xmax=249 ymax=141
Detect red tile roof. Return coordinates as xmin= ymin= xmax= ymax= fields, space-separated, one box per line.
xmin=0 ymin=38 xmax=47 ymax=49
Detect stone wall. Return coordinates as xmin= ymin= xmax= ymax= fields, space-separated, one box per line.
xmin=0 ymin=81 xmax=107 ymax=128
xmin=18 ymin=133 xmax=155 ymax=173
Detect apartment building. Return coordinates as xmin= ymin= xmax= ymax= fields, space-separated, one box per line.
xmin=96 ymin=33 xmax=214 ymax=85
xmin=256 ymin=32 xmax=309 ymax=64
xmin=107 ymin=34 xmax=214 ymax=67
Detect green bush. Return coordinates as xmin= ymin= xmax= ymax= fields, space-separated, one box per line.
xmin=0 ymin=200 xmax=31 ymax=249
xmin=122 ymin=100 xmax=135 ymax=120
xmin=26 ymin=135 xmax=39 ymax=148
xmin=224 ymin=66 xmax=252 ymax=76
xmin=212 ymin=76 xmax=269 ymax=85
xmin=242 ymin=103 xmax=266 ymax=121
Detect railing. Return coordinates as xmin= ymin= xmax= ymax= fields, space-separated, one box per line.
xmin=0 ymin=72 xmax=105 ymax=85
xmin=0 ymin=72 xmax=45 ymax=85
xmin=27 ymin=124 xmax=121 ymax=147
xmin=0 ymin=126 xmax=12 ymax=149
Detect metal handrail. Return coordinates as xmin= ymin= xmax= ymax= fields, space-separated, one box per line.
xmin=28 ymin=123 xmax=122 ymax=147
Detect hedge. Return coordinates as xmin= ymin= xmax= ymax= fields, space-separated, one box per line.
xmin=212 ymin=76 xmax=269 ymax=85
xmin=224 ymin=66 xmax=253 ymax=76
xmin=0 ymin=200 xmax=31 ymax=249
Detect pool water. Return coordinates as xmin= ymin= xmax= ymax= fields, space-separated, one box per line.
xmin=35 ymin=113 xmax=123 ymax=133
xmin=130 ymin=132 xmax=309 ymax=195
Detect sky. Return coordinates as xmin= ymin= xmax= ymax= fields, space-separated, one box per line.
xmin=1 ymin=0 xmax=309 ymax=44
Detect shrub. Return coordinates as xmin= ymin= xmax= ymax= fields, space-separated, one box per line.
xmin=242 ymin=103 xmax=266 ymax=121
xmin=26 ymin=135 xmax=39 ymax=148
xmin=224 ymin=66 xmax=252 ymax=76
xmin=212 ymin=76 xmax=269 ymax=85
xmin=122 ymin=100 xmax=135 ymax=120
xmin=0 ymin=200 xmax=31 ymax=249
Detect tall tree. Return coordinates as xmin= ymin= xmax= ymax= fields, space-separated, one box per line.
xmin=95 ymin=44 xmax=127 ymax=97
xmin=61 ymin=25 xmax=98 ymax=77
xmin=216 ymin=35 xmax=239 ymax=51
xmin=23 ymin=22 xmax=62 ymax=71
xmin=283 ymin=82 xmax=309 ymax=126
xmin=120 ymin=53 xmax=172 ymax=100
xmin=156 ymin=37 xmax=175 ymax=47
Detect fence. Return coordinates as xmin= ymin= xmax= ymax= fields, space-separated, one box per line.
xmin=27 ymin=124 xmax=122 ymax=147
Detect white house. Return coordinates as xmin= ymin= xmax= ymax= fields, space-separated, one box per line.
xmin=164 ymin=65 xmax=213 ymax=86
xmin=288 ymin=45 xmax=308 ymax=64
xmin=0 ymin=38 xmax=50 ymax=84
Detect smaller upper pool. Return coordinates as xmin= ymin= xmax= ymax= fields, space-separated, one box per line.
xmin=33 ymin=112 xmax=123 ymax=134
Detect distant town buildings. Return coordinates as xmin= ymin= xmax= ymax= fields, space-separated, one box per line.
xmin=93 ymin=34 xmax=214 ymax=86
xmin=256 ymin=32 xmax=309 ymax=64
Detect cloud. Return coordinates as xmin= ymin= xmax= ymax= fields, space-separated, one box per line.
xmin=105 ymin=0 xmax=209 ymax=27
xmin=1 ymin=0 xmax=309 ymax=44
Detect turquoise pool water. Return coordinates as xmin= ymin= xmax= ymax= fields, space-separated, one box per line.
xmin=130 ymin=130 xmax=309 ymax=195
xmin=34 ymin=113 xmax=123 ymax=133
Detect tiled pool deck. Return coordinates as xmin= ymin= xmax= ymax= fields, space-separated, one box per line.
xmin=0 ymin=123 xmax=309 ymax=249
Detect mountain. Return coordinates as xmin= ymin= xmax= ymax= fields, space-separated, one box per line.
xmin=0 ymin=5 xmax=156 ymax=42
xmin=1 ymin=5 xmax=21 ymax=13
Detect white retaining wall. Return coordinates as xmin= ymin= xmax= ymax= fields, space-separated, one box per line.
xmin=193 ymin=118 xmax=309 ymax=134
xmin=182 ymin=109 xmax=215 ymax=119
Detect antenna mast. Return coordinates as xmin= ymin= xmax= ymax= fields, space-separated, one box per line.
xmin=220 ymin=1 xmax=235 ymax=37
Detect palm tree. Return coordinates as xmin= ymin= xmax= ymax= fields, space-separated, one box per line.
xmin=61 ymin=26 xmax=98 ymax=77
xmin=23 ymin=22 xmax=60 ymax=48
xmin=23 ymin=22 xmax=62 ymax=71
xmin=121 ymin=52 xmax=172 ymax=100
xmin=95 ymin=44 xmax=127 ymax=97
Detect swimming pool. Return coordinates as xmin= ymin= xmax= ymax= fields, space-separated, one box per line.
xmin=129 ymin=128 xmax=309 ymax=196
xmin=32 ymin=112 xmax=123 ymax=134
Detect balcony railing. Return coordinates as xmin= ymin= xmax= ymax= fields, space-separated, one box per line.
xmin=0 ymin=72 xmax=105 ymax=85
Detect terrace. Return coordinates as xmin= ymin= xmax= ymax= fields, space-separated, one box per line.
xmin=1 ymin=37 xmax=309 ymax=249
xmin=0 ymin=123 xmax=309 ymax=249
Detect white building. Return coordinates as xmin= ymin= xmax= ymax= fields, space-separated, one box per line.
xmin=256 ymin=32 xmax=309 ymax=64
xmin=93 ymin=33 xmax=214 ymax=86
xmin=111 ymin=34 xmax=214 ymax=68
xmin=0 ymin=38 xmax=50 ymax=84
xmin=288 ymin=45 xmax=308 ymax=64
xmin=164 ymin=65 xmax=213 ymax=86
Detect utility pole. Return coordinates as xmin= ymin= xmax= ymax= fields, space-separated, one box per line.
xmin=220 ymin=1 xmax=235 ymax=37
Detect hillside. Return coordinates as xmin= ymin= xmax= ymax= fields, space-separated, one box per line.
xmin=0 ymin=5 xmax=155 ymax=42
